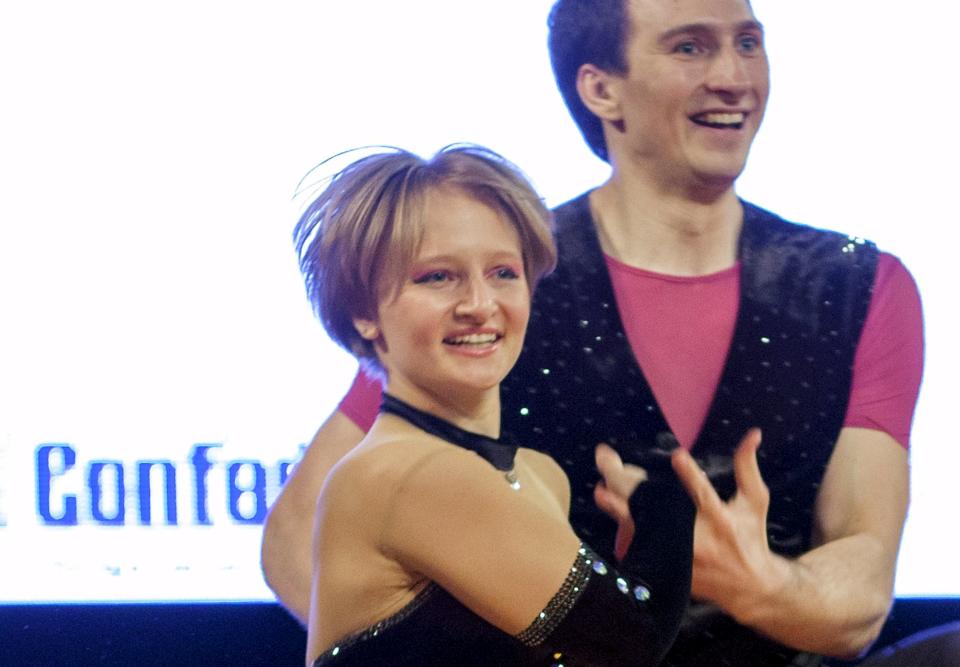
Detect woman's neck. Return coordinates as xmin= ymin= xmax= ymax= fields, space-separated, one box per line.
xmin=382 ymin=381 xmax=502 ymax=439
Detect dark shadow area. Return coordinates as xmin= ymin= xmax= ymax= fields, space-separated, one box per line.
xmin=0 ymin=598 xmax=957 ymax=666
xmin=0 ymin=602 xmax=305 ymax=666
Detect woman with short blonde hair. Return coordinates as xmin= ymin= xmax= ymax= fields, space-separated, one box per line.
xmin=295 ymin=144 xmax=694 ymax=666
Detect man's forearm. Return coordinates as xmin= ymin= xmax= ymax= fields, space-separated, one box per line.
xmin=726 ymin=533 xmax=895 ymax=658
xmin=261 ymin=495 xmax=314 ymax=625
xmin=260 ymin=410 xmax=366 ymax=625
xmin=676 ymin=429 xmax=907 ymax=659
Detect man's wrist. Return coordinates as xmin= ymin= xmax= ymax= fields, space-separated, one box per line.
xmin=726 ymin=551 xmax=798 ymax=627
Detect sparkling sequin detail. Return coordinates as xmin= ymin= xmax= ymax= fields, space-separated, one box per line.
xmin=501 ymin=195 xmax=876 ymax=560
xmin=516 ymin=545 xmax=594 ymax=647
xmin=499 ymin=194 xmax=877 ymax=665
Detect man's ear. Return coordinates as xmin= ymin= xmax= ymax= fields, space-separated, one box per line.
xmin=353 ymin=318 xmax=380 ymax=341
xmin=576 ymin=63 xmax=623 ymax=123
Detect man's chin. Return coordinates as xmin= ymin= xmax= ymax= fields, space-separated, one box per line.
xmin=689 ymin=159 xmax=749 ymax=191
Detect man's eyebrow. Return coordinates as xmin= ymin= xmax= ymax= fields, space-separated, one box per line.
xmin=738 ymin=20 xmax=765 ymax=36
xmin=657 ymin=19 xmax=765 ymax=43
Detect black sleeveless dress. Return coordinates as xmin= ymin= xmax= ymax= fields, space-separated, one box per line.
xmin=311 ymin=394 xmax=695 ymax=666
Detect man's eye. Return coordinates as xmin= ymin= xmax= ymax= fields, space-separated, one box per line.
xmin=739 ymin=35 xmax=761 ymax=53
xmin=675 ymin=41 xmax=701 ymax=55
xmin=412 ymin=271 xmax=450 ymax=285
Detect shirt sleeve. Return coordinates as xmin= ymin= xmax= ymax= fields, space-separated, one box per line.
xmin=843 ymin=252 xmax=924 ymax=448
xmin=337 ymin=368 xmax=383 ymax=433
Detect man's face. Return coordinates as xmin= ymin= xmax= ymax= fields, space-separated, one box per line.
xmin=607 ymin=0 xmax=769 ymax=190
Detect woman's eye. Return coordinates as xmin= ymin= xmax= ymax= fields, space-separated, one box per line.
xmin=494 ymin=266 xmax=520 ymax=280
xmin=412 ymin=271 xmax=450 ymax=285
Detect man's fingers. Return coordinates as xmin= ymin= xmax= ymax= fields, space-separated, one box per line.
xmin=614 ymin=517 xmax=636 ymax=562
xmin=593 ymin=483 xmax=631 ymax=522
xmin=733 ymin=428 xmax=769 ymax=506
xmin=671 ymin=448 xmax=724 ymax=514
xmin=595 ymin=483 xmax=636 ymax=561
xmin=595 ymin=442 xmax=622 ymax=475
xmin=595 ymin=443 xmax=647 ymax=497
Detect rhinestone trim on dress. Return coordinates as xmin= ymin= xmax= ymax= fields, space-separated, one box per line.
xmin=516 ymin=544 xmax=594 ymax=647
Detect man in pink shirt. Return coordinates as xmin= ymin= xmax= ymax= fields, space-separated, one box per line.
xmin=263 ymin=0 xmax=943 ymax=664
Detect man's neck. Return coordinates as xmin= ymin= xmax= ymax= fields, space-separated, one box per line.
xmin=590 ymin=173 xmax=744 ymax=277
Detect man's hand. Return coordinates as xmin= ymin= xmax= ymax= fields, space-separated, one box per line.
xmin=594 ymin=428 xmax=907 ymax=656
xmin=593 ymin=430 xmax=778 ymax=602
xmin=670 ymin=428 xmax=788 ymax=616
xmin=672 ymin=428 xmax=908 ymax=656
xmin=593 ymin=443 xmax=646 ymax=560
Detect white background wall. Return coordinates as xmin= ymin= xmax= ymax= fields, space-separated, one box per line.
xmin=0 ymin=1 xmax=957 ymax=601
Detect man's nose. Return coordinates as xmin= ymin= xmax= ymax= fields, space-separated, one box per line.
xmin=705 ymin=47 xmax=751 ymax=97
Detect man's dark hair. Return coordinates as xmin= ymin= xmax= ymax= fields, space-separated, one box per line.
xmin=547 ymin=0 xmax=630 ymax=162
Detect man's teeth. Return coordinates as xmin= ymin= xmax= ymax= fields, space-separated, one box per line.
xmin=694 ymin=112 xmax=745 ymax=128
xmin=446 ymin=333 xmax=499 ymax=345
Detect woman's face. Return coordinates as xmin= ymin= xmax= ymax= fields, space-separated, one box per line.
xmin=355 ymin=185 xmax=530 ymax=407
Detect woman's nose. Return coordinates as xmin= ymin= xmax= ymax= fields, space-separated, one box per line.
xmin=453 ymin=279 xmax=497 ymax=321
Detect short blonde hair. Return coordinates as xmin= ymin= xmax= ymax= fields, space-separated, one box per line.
xmin=294 ymin=144 xmax=556 ymax=372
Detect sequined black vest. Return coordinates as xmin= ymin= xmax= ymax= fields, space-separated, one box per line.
xmin=500 ymin=193 xmax=877 ymax=666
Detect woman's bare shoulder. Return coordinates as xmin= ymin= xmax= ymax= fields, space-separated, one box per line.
xmin=320 ymin=434 xmax=445 ymax=508
xmin=516 ymin=447 xmax=571 ymax=515
xmin=518 ymin=447 xmax=566 ymax=474
xmin=519 ymin=447 xmax=568 ymax=484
